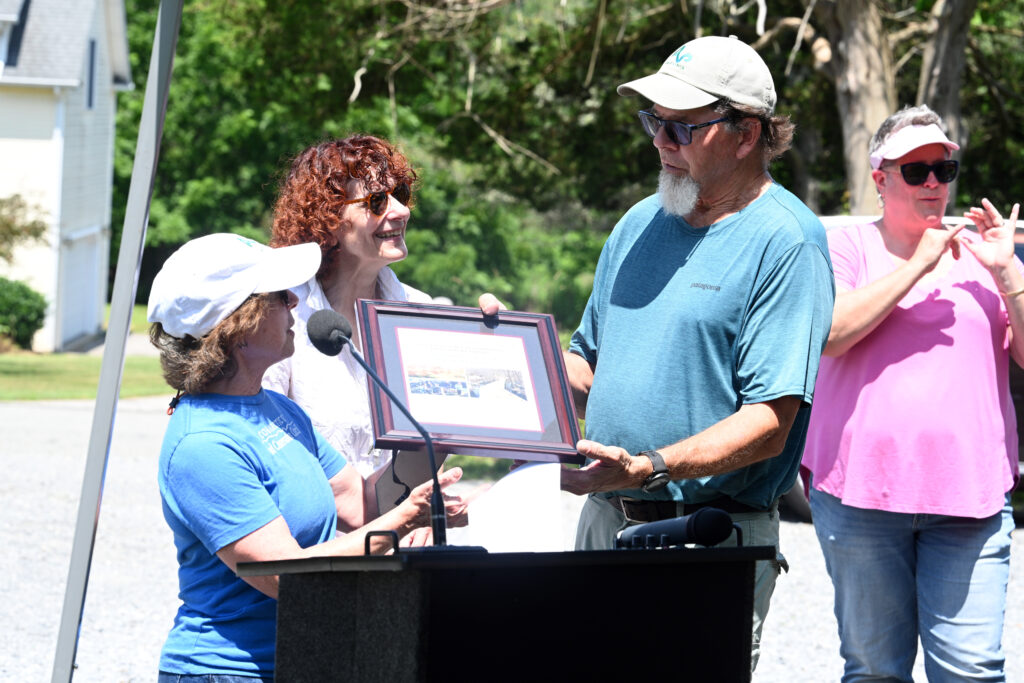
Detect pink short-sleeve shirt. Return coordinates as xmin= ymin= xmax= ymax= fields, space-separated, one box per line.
xmin=802 ymin=222 xmax=1019 ymax=518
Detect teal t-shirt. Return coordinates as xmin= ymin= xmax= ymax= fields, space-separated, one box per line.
xmin=569 ymin=183 xmax=834 ymax=507
xmin=158 ymin=389 xmax=346 ymax=676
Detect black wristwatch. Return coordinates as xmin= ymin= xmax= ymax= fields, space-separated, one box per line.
xmin=638 ymin=450 xmax=670 ymax=493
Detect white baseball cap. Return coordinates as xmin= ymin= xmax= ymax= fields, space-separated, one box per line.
xmin=617 ymin=35 xmax=776 ymax=113
xmin=869 ymin=123 xmax=960 ymax=169
xmin=147 ymin=233 xmax=321 ymax=339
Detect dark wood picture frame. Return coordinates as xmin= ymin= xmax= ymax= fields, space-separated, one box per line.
xmin=357 ymin=299 xmax=583 ymax=464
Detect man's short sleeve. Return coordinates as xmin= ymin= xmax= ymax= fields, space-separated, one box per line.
xmin=161 ymin=433 xmax=283 ymax=555
xmin=569 ymin=294 xmax=600 ymax=366
xmin=735 ymin=241 xmax=835 ymax=403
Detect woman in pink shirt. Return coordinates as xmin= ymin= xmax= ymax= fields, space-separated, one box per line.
xmin=803 ymin=104 xmax=1021 ymax=682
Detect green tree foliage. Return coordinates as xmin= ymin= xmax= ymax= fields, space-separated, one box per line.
xmin=0 ymin=195 xmax=47 ymax=264
xmin=0 ymin=277 xmax=47 ymax=349
xmin=957 ymin=3 xmax=1024 ymax=210
xmin=0 ymin=194 xmax=49 ymax=351
xmin=113 ymin=0 xmax=1024 ymax=330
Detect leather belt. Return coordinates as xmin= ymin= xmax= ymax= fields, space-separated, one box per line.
xmin=606 ymin=494 xmax=766 ymax=524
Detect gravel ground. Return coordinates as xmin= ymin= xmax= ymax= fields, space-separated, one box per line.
xmin=2 ymin=396 xmax=1022 ymax=682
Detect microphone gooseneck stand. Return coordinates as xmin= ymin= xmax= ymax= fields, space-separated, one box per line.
xmin=344 ymin=348 xmax=448 ymax=547
xmin=306 ymin=309 xmax=448 ymax=547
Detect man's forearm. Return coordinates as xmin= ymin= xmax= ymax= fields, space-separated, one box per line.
xmin=659 ymin=397 xmax=801 ymax=479
xmin=561 ymin=396 xmax=803 ymax=496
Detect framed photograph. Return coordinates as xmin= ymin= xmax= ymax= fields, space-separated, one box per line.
xmin=357 ymin=300 xmax=583 ymax=464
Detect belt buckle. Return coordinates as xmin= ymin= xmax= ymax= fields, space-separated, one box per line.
xmin=607 ymin=495 xmax=631 ymax=521
xmin=616 ymin=496 xmax=649 ymax=524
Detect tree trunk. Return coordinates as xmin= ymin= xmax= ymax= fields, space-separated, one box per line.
xmin=917 ymin=0 xmax=977 ymax=209
xmin=814 ymin=0 xmax=896 ymax=215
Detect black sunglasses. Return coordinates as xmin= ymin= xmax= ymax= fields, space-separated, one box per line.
xmin=246 ymin=290 xmax=291 ymax=307
xmin=638 ymin=110 xmax=729 ymax=146
xmin=251 ymin=290 xmax=290 ymax=305
xmin=341 ymin=182 xmax=412 ymax=216
xmin=886 ymin=160 xmax=959 ymax=186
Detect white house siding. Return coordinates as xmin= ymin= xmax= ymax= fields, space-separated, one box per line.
xmin=56 ymin=0 xmax=115 ymax=348
xmin=0 ymin=1 xmax=120 ymax=351
xmin=0 ymin=85 xmax=61 ymax=349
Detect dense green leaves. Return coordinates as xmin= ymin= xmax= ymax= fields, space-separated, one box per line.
xmin=0 ymin=277 xmax=47 ymax=349
xmin=113 ymin=0 xmax=1024 ymax=331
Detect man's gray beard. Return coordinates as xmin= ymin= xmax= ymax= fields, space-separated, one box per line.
xmin=658 ymin=170 xmax=700 ymax=217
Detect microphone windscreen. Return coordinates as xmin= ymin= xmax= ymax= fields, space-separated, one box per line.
xmin=616 ymin=515 xmax=687 ymax=548
xmin=307 ymin=308 xmax=352 ymax=357
xmin=615 ymin=506 xmax=735 ymax=548
xmin=686 ymin=507 xmax=734 ymax=547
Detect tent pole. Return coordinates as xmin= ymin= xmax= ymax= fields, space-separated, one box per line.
xmin=51 ymin=0 xmax=182 ymax=679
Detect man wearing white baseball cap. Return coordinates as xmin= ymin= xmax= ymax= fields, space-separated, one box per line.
xmin=560 ymin=35 xmax=835 ymax=669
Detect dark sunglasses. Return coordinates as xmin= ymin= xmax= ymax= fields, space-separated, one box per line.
xmin=340 ymin=182 xmax=411 ymax=216
xmin=886 ymin=160 xmax=959 ymax=186
xmin=246 ymin=290 xmax=291 ymax=307
xmin=638 ymin=110 xmax=729 ymax=146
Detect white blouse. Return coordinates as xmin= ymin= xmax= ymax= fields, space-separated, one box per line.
xmin=262 ymin=267 xmax=433 ymax=477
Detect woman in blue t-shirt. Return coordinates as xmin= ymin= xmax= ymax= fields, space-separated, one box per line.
xmin=147 ymin=233 xmax=465 ymax=682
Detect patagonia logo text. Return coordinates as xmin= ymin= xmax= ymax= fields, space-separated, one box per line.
xmin=690 ymin=282 xmax=721 ymax=291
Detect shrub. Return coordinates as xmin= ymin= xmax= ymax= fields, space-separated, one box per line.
xmin=0 ymin=194 xmax=47 ymax=264
xmin=0 ymin=277 xmax=47 ymax=349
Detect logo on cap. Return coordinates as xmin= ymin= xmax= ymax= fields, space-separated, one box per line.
xmin=672 ymin=45 xmax=692 ymax=67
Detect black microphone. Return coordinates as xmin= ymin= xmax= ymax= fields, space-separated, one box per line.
xmin=615 ymin=507 xmax=735 ymax=549
xmin=307 ymin=308 xmax=448 ymax=547
xmin=306 ymin=309 xmax=351 ymax=357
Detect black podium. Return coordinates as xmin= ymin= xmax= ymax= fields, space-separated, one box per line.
xmin=238 ymin=545 xmax=773 ymax=683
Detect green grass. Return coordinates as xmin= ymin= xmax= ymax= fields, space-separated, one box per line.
xmin=445 ymin=455 xmax=515 ymax=481
xmin=104 ymin=303 xmax=151 ymax=334
xmin=1 ymin=303 xmax=164 ymax=400
xmin=447 ymin=417 xmax=586 ymax=480
xmin=0 ymin=353 xmax=168 ymax=400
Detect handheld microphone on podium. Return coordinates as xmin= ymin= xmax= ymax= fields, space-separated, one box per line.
xmin=615 ymin=507 xmax=735 ymax=549
xmin=307 ymin=308 xmax=448 ymax=547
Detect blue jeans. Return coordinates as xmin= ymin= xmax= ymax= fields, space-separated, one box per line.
xmin=158 ymin=673 xmax=271 ymax=683
xmin=809 ymin=489 xmax=1013 ymax=682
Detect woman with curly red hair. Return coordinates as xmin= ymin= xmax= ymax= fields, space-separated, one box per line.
xmin=264 ymin=135 xmax=501 ymax=495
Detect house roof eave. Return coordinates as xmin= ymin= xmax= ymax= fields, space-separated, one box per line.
xmin=0 ymin=75 xmax=79 ymax=87
xmin=104 ymin=0 xmax=132 ymax=89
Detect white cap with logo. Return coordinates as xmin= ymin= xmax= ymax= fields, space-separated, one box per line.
xmin=147 ymin=233 xmax=321 ymax=339
xmin=617 ymin=35 xmax=776 ymax=113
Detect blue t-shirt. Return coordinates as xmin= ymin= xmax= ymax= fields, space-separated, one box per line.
xmin=570 ymin=183 xmax=834 ymax=507
xmin=158 ymin=389 xmax=346 ymax=676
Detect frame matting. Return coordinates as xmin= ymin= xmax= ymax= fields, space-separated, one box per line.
xmin=357 ymin=300 xmax=583 ymax=464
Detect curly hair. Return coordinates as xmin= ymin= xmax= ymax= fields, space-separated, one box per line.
xmin=271 ymin=135 xmax=418 ymax=279
xmin=149 ymin=294 xmax=271 ymax=394
xmin=713 ymin=100 xmax=795 ymax=164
